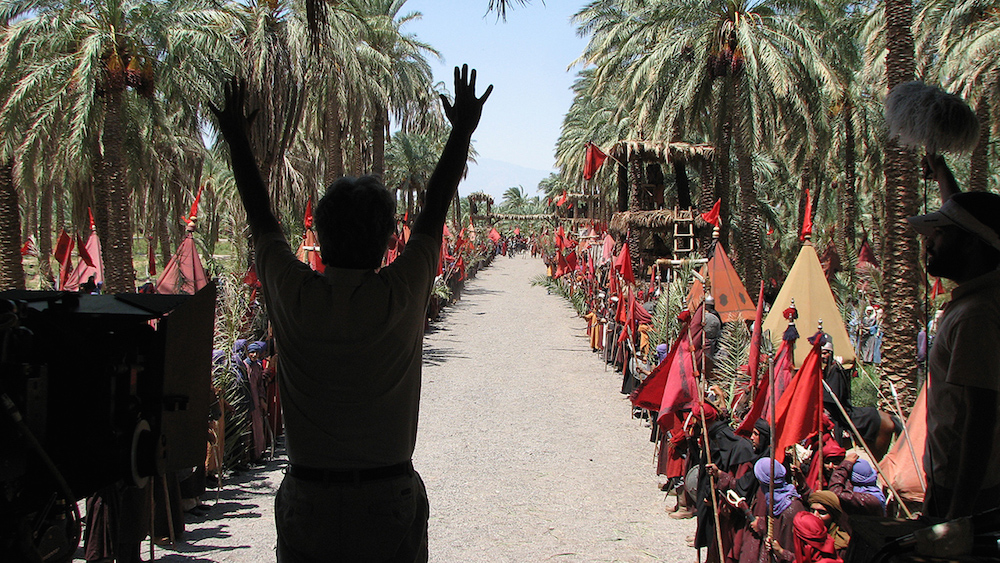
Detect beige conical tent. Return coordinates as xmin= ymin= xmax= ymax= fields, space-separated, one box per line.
xmin=762 ymin=240 xmax=855 ymax=367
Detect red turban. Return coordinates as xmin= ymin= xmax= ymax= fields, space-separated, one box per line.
xmin=822 ymin=439 xmax=846 ymax=459
xmin=793 ymin=512 xmax=839 ymax=563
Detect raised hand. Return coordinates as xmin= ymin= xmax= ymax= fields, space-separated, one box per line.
xmin=440 ymin=64 xmax=493 ymax=136
xmin=208 ymin=78 xmax=256 ymax=142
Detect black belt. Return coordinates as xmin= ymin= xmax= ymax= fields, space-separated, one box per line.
xmin=288 ymin=461 xmax=413 ymax=483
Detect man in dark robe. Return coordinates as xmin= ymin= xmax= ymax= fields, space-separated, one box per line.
xmin=692 ymin=403 xmax=756 ymax=562
xmin=821 ymin=341 xmax=881 ymax=451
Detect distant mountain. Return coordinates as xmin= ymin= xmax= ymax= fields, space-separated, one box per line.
xmin=459 ymin=157 xmax=553 ymax=203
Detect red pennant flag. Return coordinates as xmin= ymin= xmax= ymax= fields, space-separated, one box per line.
xmin=656 ymin=307 xmax=705 ymax=420
xmin=88 ymin=208 xmax=96 ymax=231
xmin=736 ymin=335 xmax=795 ymax=436
xmin=54 ymin=230 xmax=75 ymax=290
xmin=857 ymin=234 xmax=878 ymax=268
xmin=930 ymin=277 xmax=945 ymax=299
xmin=564 ymin=250 xmax=577 ymax=273
xmin=613 ymin=241 xmax=635 ymax=285
xmin=77 ymin=234 xmax=95 ymax=267
xmin=630 ymin=332 xmax=685 ymax=411
xmin=54 ymin=230 xmax=73 ymax=264
xmin=20 ymin=238 xmax=34 ymax=256
xmin=148 ymin=237 xmax=157 ymax=276
xmin=700 ymin=198 xmax=721 ymax=228
xmin=189 ymin=184 xmax=205 ymax=224
xmin=583 ymin=142 xmax=608 ymax=180
xmin=488 ymin=227 xmax=501 ymax=243
xmin=443 ymin=223 xmax=451 ymax=239
xmin=242 ymin=263 xmax=260 ymax=287
xmin=304 ymin=198 xmax=314 ymax=229
xmin=773 ymin=335 xmax=824 ymax=463
xmin=556 ymin=191 xmax=567 ymax=207
xmin=554 ymin=251 xmax=568 ymax=279
xmin=800 ymin=188 xmax=813 ymax=241
xmin=514 ymin=227 xmax=520 ymax=235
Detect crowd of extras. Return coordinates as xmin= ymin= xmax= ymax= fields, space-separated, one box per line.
xmin=540 ymin=251 xmax=895 ymax=563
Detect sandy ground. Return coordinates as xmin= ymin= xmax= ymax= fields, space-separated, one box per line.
xmin=76 ymin=255 xmax=695 ymax=562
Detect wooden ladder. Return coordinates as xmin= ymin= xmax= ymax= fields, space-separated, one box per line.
xmin=672 ymin=208 xmax=695 ymax=258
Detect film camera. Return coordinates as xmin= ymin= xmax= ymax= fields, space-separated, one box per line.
xmin=0 ymin=283 xmax=215 ymax=562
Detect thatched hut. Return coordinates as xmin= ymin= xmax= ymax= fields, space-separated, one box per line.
xmin=605 ymin=140 xmax=714 ymax=273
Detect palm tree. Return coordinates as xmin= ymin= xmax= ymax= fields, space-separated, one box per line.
xmin=1 ymin=0 xmax=242 ymax=293
xmin=501 ymin=186 xmax=528 ymax=210
xmin=572 ymin=0 xmax=835 ymax=291
xmin=360 ymin=0 xmax=439 ymax=179
xmin=879 ymin=0 xmax=923 ymax=407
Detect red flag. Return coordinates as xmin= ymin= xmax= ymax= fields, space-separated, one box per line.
xmin=148 ymin=237 xmax=157 ymax=276
xmin=20 ymin=238 xmax=34 ymax=256
xmin=773 ymin=335 xmax=824 ymax=463
xmin=77 ymin=234 xmax=95 ymax=267
xmin=656 ymin=307 xmax=704 ymax=420
xmin=857 ymin=233 xmax=878 ymax=267
xmin=930 ymin=278 xmax=945 ymax=299
xmin=304 ymin=198 xmax=314 ymax=229
xmin=614 ymin=241 xmax=635 ymax=285
xmin=556 ymin=191 xmax=568 ymax=207
xmin=488 ymin=227 xmax=501 ymax=243
xmin=54 ymin=230 xmax=75 ymax=290
xmin=88 ymin=208 xmax=96 ymax=231
xmin=554 ymin=251 xmax=568 ymax=279
xmin=700 ymin=198 xmax=721 ymax=228
xmin=736 ymin=336 xmax=795 ymax=436
xmin=514 ymin=227 xmax=520 ymax=235
xmin=630 ymin=332 xmax=684 ymax=411
xmin=187 ymin=184 xmax=205 ymax=226
xmin=54 ymin=230 xmax=73 ymax=264
xmin=800 ymin=188 xmax=813 ymax=241
xmin=583 ymin=142 xmax=608 ymax=180
xmin=564 ymin=250 xmax=577 ymax=272
xmin=443 ymin=223 xmax=451 ymax=239
xmin=242 ymin=263 xmax=260 ymax=287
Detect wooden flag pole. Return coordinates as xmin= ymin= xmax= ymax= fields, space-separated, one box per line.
xmin=695 ymin=285 xmax=726 ymax=562
xmin=766 ymin=352 xmax=776 ymax=562
xmin=822 ymin=380 xmax=913 ymax=518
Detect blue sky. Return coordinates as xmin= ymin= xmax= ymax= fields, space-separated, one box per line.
xmin=403 ymin=0 xmax=588 ymax=200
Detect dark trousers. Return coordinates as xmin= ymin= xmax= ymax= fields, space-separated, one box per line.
xmin=276 ymin=469 xmax=429 ymax=562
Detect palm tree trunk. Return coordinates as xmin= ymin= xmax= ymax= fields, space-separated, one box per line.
xmin=712 ymin=89 xmax=733 ymax=250
xmin=882 ymin=0 xmax=922 ymax=410
xmin=324 ymin=79 xmax=345 ymax=185
xmin=733 ymin=92 xmax=762 ymax=293
xmin=837 ymin=99 xmax=858 ymax=263
xmin=371 ymin=106 xmax=387 ymax=180
xmin=627 ymin=153 xmax=642 ymax=272
xmin=968 ymin=95 xmax=990 ymax=192
xmin=98 ymin=89 xmax=136 ymax=294
xmin=38 ymin=180 xmax=54 ymax=288
xmin=0 ymin=161 xmax=26 ymax=290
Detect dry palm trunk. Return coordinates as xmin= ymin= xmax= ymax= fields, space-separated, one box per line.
xmin=0 ymin=161 xmax=26 ymax=290
xmin=881 ymin=0 xmax=922 ymax=411
xmin=968 ymin=94 xmax=991 ymax=192
xmin=98 ymin=88 xmax=136 ymax=294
